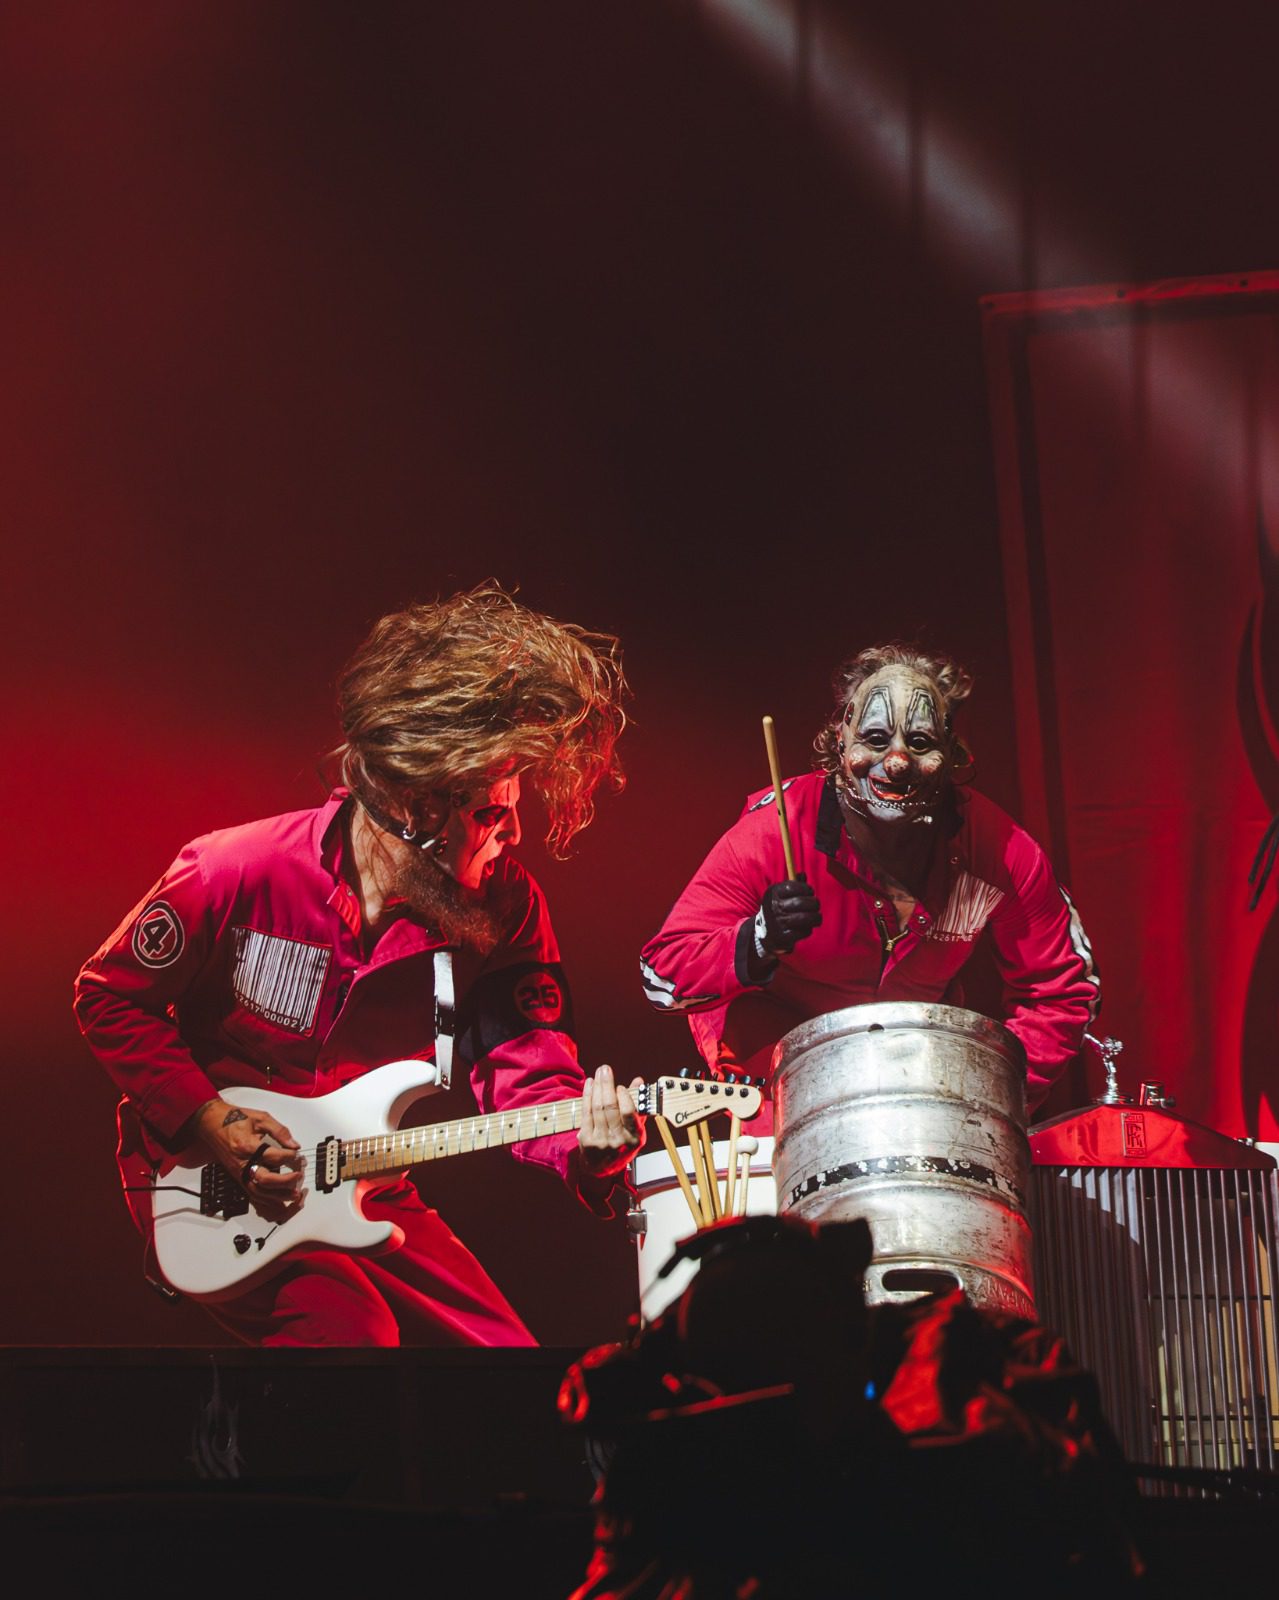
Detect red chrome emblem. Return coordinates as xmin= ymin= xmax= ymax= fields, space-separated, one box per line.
xmin=1121 ymin=1112 xmax=1148 ymax=1160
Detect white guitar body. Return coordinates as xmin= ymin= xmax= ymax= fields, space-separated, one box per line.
xmin=150 ymin=1063 xmax=762 ymax=1304
xmin=152 ymin=1059 xmax=446 ymax=1301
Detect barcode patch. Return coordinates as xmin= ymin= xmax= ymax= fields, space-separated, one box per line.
xmin=230 ymin=926 xmax=331 ymax=1034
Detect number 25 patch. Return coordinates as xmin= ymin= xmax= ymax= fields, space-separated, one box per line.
xmin=514 ymin=970 xmax=564 ymax=1024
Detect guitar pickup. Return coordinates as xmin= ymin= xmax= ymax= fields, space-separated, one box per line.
xmin=199 ymin=1163 xmax=250 ymax=1220
xmin=315 ymin=1135 xmax=342 ymax=1194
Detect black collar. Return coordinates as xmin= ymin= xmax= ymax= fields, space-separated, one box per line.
xmin=357 ymin=795 xmax=440 ymax=852
xmin=816 ymin=772 xmax=843 ymax=855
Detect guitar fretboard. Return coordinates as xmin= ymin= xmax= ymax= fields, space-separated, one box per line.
xmin=340 ymin=1097 xmax=586 ymax=1178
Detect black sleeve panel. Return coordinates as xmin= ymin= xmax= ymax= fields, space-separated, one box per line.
xmin=457 ymin=960 xmax=577 ymax=1062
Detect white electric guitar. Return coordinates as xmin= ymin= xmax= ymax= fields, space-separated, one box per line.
xmin=152 ymin=1061 xmax=762 ymax=1300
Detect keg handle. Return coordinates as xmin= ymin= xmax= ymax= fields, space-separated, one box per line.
xmin=1085 ymin=1032 xmax=1132 ymax=1105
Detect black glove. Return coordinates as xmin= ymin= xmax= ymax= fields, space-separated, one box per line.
xmin=755 ymin=876 xmax=822 ymax=957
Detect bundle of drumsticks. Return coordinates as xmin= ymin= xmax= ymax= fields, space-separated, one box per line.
xmin=652 ymin=1101 xmax=759 ymax=1228
xmin=648 ymin=716 xmax=793 ymax=1231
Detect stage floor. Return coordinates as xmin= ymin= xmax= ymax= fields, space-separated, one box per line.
xmin=3 ymin=1347 xmax=1275 ymax=1594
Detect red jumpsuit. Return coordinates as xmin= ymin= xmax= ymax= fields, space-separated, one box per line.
xmin=640 ymin=773 xmax=1099 ymax=1118
xmin=74 ymin=789 xmax=620 ymax=1346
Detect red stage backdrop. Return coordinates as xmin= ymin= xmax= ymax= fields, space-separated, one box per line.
xmin=984 ymin=272 xmax=1279 ymax=1140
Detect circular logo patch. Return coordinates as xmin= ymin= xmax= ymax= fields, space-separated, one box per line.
xmin=514 ymin=971 xmax=563 ymax=1025
xmin=132 ymin=900 xmax=185 ymax=968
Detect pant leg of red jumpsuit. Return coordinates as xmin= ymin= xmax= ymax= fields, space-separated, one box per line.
xmin=201 ymin=1181 xmax=536 ymax=1348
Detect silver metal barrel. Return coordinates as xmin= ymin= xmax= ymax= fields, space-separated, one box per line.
xmin=772 ymin=1001 xmax=1033 ymax=1316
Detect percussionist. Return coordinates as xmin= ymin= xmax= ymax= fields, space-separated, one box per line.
xmin=640 ymin=645 xmax=1099 ymax=1122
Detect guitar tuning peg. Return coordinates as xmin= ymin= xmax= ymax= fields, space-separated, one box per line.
xmin=679 ymin=1067 xmax=691 ymax=1079
xmin=724 ymin=1073 xmax=737 ymax=1085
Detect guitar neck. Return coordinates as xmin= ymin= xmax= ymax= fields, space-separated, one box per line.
xmin=340 ymin=1096 xmax=585 ymax=1179
xmin=335 ymin=1075 xmax=762 ymax=1182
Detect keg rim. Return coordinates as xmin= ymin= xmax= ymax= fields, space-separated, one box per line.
xmin=771 ymin=1001 xmax=1026 ymax=1078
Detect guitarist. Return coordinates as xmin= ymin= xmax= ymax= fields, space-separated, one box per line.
xmin=74 ymin=586 xmax=643 ymax=1346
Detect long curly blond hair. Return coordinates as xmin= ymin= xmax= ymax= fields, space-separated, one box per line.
xmin=336 ymin=585 xmax=626 ymax=856
xmin=813 ymin=643 xmax=974 ymax=776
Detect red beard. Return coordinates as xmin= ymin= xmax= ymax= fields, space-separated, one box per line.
xmin=390 ymin=849 xmax=503 ymax=955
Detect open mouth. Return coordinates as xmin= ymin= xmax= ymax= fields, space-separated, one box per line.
xmin=869 ymin=778 xmax=919 ymax=805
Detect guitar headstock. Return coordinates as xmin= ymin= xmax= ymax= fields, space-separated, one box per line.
xmin=638 ymin=1076 xmax=764 ymax=1128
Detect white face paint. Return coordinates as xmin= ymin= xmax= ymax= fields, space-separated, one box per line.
xmin=428 ymin=775 xmax=523 ymax=889
xmin=839 ymin=665 xmax=952 ymax=824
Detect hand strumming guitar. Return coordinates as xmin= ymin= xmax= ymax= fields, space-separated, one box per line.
xmin=194 ymin=1098 xmax=305 ymax=1203
xmin=577 ymin=1063 xmax=646 ymax=1179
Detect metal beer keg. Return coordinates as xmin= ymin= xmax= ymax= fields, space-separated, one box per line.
xmin=772 ymin=1001 xmax=1034 ymax=1317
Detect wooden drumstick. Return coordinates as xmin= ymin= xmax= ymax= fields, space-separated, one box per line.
xmin=696 ymin=1122 xmax=723 ymax=1220
xmin=654 ymin=1115 xmax=704 ymax=1229
xmin=762 ymin=716 xmax=798 ymax=880
xmin=736 ymin=1134 xmax=759 ymax=1215
xmin=723 ymin=1113 xmax=740 ymax=1216
xmin=687 ymin=1118 xmax=718 ymax=1225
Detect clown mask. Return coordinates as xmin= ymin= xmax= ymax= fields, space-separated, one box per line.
xmin=838 ymin=666 xmax=953 ymax=824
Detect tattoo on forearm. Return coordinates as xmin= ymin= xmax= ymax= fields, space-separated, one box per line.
xmin=222 ymin=1109 xmax=247 ymax=1127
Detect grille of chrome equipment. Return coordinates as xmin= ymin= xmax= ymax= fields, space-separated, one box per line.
xmin=1031 ymin=1045 xmax=1279 ymax=1491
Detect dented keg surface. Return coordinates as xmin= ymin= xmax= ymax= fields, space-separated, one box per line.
xmin=772 ymin=1002 xmax=1034 ymax=1317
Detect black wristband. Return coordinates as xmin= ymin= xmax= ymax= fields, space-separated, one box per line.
xmin=735 ymin=917 xmax=777 ymax=987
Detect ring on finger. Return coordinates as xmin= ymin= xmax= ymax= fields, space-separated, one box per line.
xmin=240 ymin=1140 xmax=271 ymax=1185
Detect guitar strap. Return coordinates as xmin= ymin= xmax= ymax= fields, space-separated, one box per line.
xmin=434 ymin=947 xmax=455 ymax=1090
xmin=358 ymin=795 xmax=455 ymax=1090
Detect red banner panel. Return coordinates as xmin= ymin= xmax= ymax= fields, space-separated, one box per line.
xmin=983 ymin=273 xmax=1279 ymax=1140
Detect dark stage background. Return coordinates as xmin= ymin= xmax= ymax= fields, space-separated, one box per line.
xmin=7 ymin=0 xmax=1279 ymax=1347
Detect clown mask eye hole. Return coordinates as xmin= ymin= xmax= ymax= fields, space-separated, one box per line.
xmin=907 ymin=734 xmax=937 ymax=752
xmin=859 ymin=730 xmax=890 ymax=750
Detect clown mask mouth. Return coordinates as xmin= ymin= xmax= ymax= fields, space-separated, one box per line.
xmin=867 ymin=776 xmax=923 ymax=806
xmin=843 ymin=774 xmax=938 ymax=823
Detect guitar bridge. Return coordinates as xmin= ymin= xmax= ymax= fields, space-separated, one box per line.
xmin=199 ymin=1163 xmax=250 ymax=1220
xmin=315 ymin=1135 xmax=342 ymax=1194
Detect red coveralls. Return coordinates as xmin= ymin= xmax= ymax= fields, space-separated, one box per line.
xmin=74 ymin=790 xmax=620 ymax=1346
xmin=640 ymin=773 xmax=1099 ymax=1120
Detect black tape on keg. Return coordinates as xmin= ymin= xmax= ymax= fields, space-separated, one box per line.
xmin=788 ymin=1153 xmax=1027 ymax=1212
